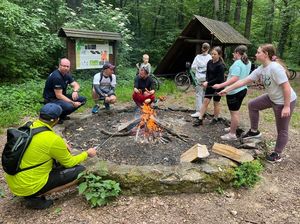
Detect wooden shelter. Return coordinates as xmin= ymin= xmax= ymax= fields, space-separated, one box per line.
xmin=154 ymin=16 xmax=251 ymax=76
xmin=58 ymin=28 xmax=122 ymax=71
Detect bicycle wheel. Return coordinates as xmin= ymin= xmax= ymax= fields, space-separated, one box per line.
xmin=151 ymin=75 xmax=160 ymax=91
xmin=288 ymin=69 xmax=297 ymax=80
xmin=174 ymin=72 xmax=191 ymax=91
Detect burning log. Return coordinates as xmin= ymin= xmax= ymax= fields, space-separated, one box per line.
xmin=150 ymin=115 xmax=189 ymax=142
xmin=118 ymin=118 xmax=141 ymax=132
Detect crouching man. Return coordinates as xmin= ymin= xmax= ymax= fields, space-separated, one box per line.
xmin=92 ymin=63 xmax=117 ymax=113
xmin=5 ymin=103 xmax=97 ymax=209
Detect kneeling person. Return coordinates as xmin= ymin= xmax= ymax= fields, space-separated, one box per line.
xmin=5 ymin=103 xmax=97 ymax=209
xmin=92 ymin=63 xmax=117 ymax=113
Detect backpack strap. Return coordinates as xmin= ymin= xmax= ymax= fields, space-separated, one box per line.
xmin=18 ymin=126 xmax=51 ymax=173
xmin=100 ymin=72 xmax=113 ymax=83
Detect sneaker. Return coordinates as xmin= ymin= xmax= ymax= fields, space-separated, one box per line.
xmin=221 ymin=133 xmax=237 ymax=141
xmin=25 ymin=196 xmax=53 ymax=210
xmin=242 ymin=129 xmax=262 ymax=140
xmin=191 ymin=112 xmax=200 ymax=118
xmin=92 ymin=105 xmax=100 ymax=114
xmin=266 ymin=152 xmax=282 ymax=163
xmin=210 ymin=118 xmax=219 ymax=125
xmin=104 ymin=102 xmax=110 ymax=110
xmin=224 ymin=127 xmax=231 ymax=132
xmin=193 ymin=118 xmax=203 ymax=126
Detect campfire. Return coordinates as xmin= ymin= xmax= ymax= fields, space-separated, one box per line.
xmin=134 ymin=101 xmax=163 ymax=143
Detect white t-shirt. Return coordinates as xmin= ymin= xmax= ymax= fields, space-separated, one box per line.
xmin=191 ymin=53 xmax=212 ymax=79
xmin=248 ymin=62 xmax=297 ymax=104
xmin=93 ymin=72 xmax=116 ymax=93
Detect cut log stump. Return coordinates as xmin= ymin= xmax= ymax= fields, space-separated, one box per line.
xmin=212 ymin=143 xmax=254 ymax=163
xmin=180 ymin=144 xmax=209 ymax=162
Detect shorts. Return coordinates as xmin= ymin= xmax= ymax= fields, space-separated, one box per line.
xmin=226 ymin=88 xmax=247 ymax=111
xmin=204 ymin=87 xmax=222 ymax=102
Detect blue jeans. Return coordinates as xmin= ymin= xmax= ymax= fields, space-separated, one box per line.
xmin=46 ymin=94 xmax=86 ymax=118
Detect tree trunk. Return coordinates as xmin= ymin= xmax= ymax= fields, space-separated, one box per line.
xmin=278 ymin=0 xmax=292 ymax=58
xmin=153 ymin=0 xmax=164 ymax=38
xmin=136 ymin=0 xmax=141 ymax=38
xmin=263 ymin=0 xmax=275 ymax=43
xmin=177 ymin=0 xmax=184 ymax=29
xmin=244 ymin=0 xmax=253 ymax=39
xmin=66 ymin=0 xmax=82 ymax=10
xmin=213 ymin=0 xmax=221 ymax=20
xmin=224 ymin=0 xmax=231 ymax=22
xmin=233 ymin=0 xmax=241 ymax=26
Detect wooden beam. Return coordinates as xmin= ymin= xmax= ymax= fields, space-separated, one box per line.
xmin=184 ymin=39 xmax=212 ymax=43
xmin=212 ymin=143 xmax=254 ymax=163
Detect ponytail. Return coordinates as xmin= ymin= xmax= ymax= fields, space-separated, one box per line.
xmin=260 ymin=44 xmax=290 ymax=78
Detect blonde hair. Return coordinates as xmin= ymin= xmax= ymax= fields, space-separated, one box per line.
xmin=260 ymin=44 xmax=290 ymax=78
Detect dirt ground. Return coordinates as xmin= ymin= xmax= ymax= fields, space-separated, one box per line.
xmin=0 ymin=82 xmax=299 ymax=224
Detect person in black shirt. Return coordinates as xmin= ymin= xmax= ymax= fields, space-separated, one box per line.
xmin=132 ymin=66 xmax=155 ymax=107
xmin=194 ymin=46 xmax=225 ymax=126
xmin=43 ymin=58 xmax=86 ymax=123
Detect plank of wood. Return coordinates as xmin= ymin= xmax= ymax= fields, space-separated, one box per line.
xmin=212 ymin=143 xmax=254 ymax=163
xmin=117 ymin=118 xmax=141 ymax=131
xmin=180 ymin=144 xmax=209 ymax=162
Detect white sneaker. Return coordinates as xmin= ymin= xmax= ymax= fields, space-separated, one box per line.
xmin=191 ymin=112 xmax=200 ymax=118
xmin=224 ymin=127 xmax=231 ymax=132
xmin=221 ymin=133 xmax=237 ymax=141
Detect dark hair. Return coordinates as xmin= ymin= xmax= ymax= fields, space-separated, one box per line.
xmin=260 ymin=44 xmax=290 ymax=78
xmin=235 ymin=45 xmax=249 ymax=65
xmin=212 ymin=46 xmax=225 ymax=65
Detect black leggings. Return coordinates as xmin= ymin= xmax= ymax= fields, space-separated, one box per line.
xmin=30 ymin=165 xmax=86 ymax=196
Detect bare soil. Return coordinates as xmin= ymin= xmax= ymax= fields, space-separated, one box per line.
xmin=0 ymin=82 xmax=299 ymax=224
xmin=65 ymin=108 xmax=234 ymax=166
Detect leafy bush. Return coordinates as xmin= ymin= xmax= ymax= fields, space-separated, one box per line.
xmin=233 ymin=160 xmax=264 ymax=188
xmin=77 ymin=171 xmax=121 ymax=208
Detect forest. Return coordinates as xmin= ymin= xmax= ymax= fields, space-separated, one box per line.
xmin=0 ymin=0 xmax=299 ymax=81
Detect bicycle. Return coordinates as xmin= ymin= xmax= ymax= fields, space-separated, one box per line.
xmin=174 ymin=62 xmax=200 ymax=91
xmin=288 ymin=68 xmax=297 ymax=80
xmin=150 ymin=73 xmax=160 ymax=91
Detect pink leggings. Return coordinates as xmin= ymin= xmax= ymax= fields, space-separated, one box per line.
xmin=248 ymin=94 xmax=296 ymax=153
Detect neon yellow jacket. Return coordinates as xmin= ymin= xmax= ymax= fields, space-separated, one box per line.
xmin=5 ymin=120 xmax=88 ymax=196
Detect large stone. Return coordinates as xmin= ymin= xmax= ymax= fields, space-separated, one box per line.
xmin=84 ymin=159 xmax=236 ymax=195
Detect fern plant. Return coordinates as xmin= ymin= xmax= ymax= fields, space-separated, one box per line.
xmin=77 ymin=171 xmax=121 ymax=208
xmin=233 ymin=160 xmax=264 ymax=188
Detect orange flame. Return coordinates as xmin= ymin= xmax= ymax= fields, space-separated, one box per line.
xmin=137 ymin=103 xmax=161 ymax=139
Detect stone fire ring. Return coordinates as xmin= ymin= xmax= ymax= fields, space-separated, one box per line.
xmin=56 ymin=106 xmax=238 ymax=195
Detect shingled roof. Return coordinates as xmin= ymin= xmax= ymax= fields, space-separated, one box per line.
xmin=58 ymin=27 xmax=122 ymax=41
xmin=154 ymin=16 xmax=250 ymax=76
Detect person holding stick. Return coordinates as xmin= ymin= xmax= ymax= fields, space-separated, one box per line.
xmin=218 ymin=44 xmax=297 ymax=162
xmin=193 ymin=46 xmax=225 ymax=126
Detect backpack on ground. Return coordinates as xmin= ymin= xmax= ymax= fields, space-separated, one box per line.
xmin=1 ymin=121 xmax=50 ymax=175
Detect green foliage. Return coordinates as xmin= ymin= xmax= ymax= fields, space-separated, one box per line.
xmin=0 ymin=79 xmax=45 ymax=127
xmin=0 ymin=0 xmax=65 ymax=80
xmin=77 ymin=171 xmax=121 ymax=208
xmin=233 ymin=160 xmax=264 ymax=188
xmin=64 ymin=0 xmax=133 ymax=66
